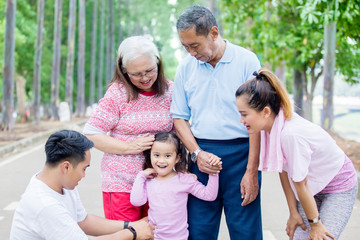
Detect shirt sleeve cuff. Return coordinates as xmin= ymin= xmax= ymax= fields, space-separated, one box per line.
xmin=82 ymin=123 xmax=107 ymax=135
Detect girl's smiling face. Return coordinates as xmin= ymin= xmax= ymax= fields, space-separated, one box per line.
xmin=150 ymin=141 xmax=180 ymax=180
xmin=236 ymin=95 xmax=270 ymax=134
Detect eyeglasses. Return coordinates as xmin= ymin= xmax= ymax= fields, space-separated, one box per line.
xmin=127 ymin=66 xmax=158 ymax=79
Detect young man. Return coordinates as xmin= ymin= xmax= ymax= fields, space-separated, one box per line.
xmin=10 ymin=130 xmax=154 ymax=240
xmin=171 ymin=5 xmax=263 ymax=240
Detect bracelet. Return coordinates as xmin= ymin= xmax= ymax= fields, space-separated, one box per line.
xmin=126 ymin=225 xmax=137 ymax=240
xmin=123 ymin=220 xmax=130 ymax=229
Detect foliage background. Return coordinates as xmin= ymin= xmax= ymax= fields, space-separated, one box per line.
xmin=1 ymin=0 xmax=359 ymax=120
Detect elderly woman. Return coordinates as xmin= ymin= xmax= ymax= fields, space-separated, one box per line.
xmin=83 ymin=35 xmax=174 ymax=222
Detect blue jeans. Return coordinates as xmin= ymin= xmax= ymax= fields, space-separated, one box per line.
xmin=188 ymin=138 xmax=263 ymax=240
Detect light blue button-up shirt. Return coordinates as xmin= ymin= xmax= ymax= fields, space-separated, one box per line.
xmin=170 ymin=41 xmax=261 ymax=140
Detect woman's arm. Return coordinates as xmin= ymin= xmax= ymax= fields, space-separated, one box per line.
xmin=279 ymin=171 xmax=306 ymax=240
xmin=86 ymin=133 xmax=154 ymax=155
xmin=292 ymin=178 xmax=335 ymax=240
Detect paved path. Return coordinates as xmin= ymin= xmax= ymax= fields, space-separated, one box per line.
xmin=1 ymin=145 xmax=359 ymax=239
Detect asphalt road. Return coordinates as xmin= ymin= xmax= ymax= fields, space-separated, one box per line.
xmin=1 ymin=144 xmax=359 ymax=239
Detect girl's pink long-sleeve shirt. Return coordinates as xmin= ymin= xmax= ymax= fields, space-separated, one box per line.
xmin=130 ymin=171 xmax=219 ymax=240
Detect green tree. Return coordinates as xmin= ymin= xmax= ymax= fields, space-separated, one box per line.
xmin=33 ymin=0 xmax=44 ymax=124
xmin=1 ymin=0 xmax=17 ymax=131
xmin=65 ymin=0 xmax=76 ymax=115
xmin=50 ymin=0 xmax=62 ymax=120
xmin=220 ymin=0 xmax=360 ymax=123
xmin=76 ymin=0 xmax=86 ymax=116
xmin=89 ymin=0 xmax=97 ymax=105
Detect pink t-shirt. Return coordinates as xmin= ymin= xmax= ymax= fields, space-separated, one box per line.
xmin=281 ymin=114 xmax=357 ymax=200
xmin=130 ymin=171 xmax=219 ymax=240
xmin=321 ymin=156 xmax=357 ymax=193
xmin=85 ymin=81 xmax=174 ymax=192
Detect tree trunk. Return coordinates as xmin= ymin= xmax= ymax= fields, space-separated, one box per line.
xmin=322 ymin=21 xmax=336 ymax=131
xmin=304 ymin=93 xmax=313 ymax=121
xmin=293 ymin=68 xmax=304 ymax=116
xmin=76 ymin=0 xmax=86 ymax=116
xmin=65 ymin=0 xmax=76 ymax=116
xmin=105 ymin=0 xmax=114 ymax=85
xmin=33 ymin=0 xmax=44 ymax=124
xmin=89 ymin=0 xmax=97 ymax=105
xmin=275 ymin=61 xmax=286 ymax=85
xmin=1 ymin=0 xmax=17 ymax=131
xmin=109 ymin=0 xmax=115 ymax=76
xmin=97 ymin=2 xmax=105 ymax=101
xmin=16 ymin=75 xmax=27 ymax=123
xmin=117 ymin=0 xmax=122 ymax=46
xmin=304 ymin=65 xmax=323 ymax=122
xmin=207 ymin=0 xmax=222 ymax=35
xmin=50 ymin=0 xmax=62 ymax=120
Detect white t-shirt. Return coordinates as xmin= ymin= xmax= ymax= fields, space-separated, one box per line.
xmin=10 ymin=174 xmax=88 ymax=240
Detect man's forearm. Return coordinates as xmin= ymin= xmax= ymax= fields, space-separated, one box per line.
xmin=173 ymin=118 xmax=199 ymax=154
xmin=247 ymin=132 xmax=260 ymax=172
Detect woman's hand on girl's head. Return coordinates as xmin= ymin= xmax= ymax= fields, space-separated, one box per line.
xmin=308 ymin=221 xmax=334 ymax=240
xmin=286 ymin=212 xmax=307 ymax=240
xmin=143 ymin=168 xmax=158 ymax=179
xmin=128 ymin=133 xmax=155 ymax=154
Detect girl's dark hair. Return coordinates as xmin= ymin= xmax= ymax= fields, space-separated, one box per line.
xmin=235 ymin=68 xmax=292 ymax=120
xmin=143 ymin=132 xmax=188 ymax=172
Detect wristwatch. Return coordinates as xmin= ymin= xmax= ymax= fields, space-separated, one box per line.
xmin=308 ymin=216 xmax=320 ymax=223
xmin=123 ymin=220 xmax=130 ymax=229
xmin=191 ymin=148 xmax=202 ymax=163
xmin=125 ymin=225 xmax=137 ymax=240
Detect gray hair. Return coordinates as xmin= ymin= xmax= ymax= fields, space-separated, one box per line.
xmin=117 ymin=35 xmax=160 ymax=72
xmin=176 ymin=5 xmax=217 ymax=36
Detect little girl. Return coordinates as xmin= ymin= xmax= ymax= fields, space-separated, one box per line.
xmin=235 ymin=69 xmax=358 ymax=240
xmin=130 ymin=132 xmax=219 ymax=240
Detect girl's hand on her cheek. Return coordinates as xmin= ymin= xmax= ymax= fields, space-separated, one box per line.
xmin=143 ymin=168 xmax=158 ymax=179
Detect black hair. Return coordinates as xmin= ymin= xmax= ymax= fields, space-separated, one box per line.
xmin=45 ymin=130 xmax=94 ymax=167
xmin=235 ymin=68 xmax=292 ymax=119
xmin=176 ymin=5 xmax=218 ymax=36
xmin=143 ymin=132 xmax=188 ymax=172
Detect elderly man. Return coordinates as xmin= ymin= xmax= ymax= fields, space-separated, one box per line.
xmin=171 ymin=5 xmax=263 ymax=240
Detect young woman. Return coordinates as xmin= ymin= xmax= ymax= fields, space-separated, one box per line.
xmin=130 ymin=132 xmax=220 ymax=239
xmin=235 ymin=68 xmax=358 ymax=240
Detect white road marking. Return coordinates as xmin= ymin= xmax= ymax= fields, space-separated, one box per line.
xmin=0 ymin=216 xmax=4 ymax=221
xmin=4 ymin=201 xmax=19 ymax=211
xmin=264 ymin=230 xmax=277 ymax=240
xmin=0 ymin=144 xmax=43 ymax=168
